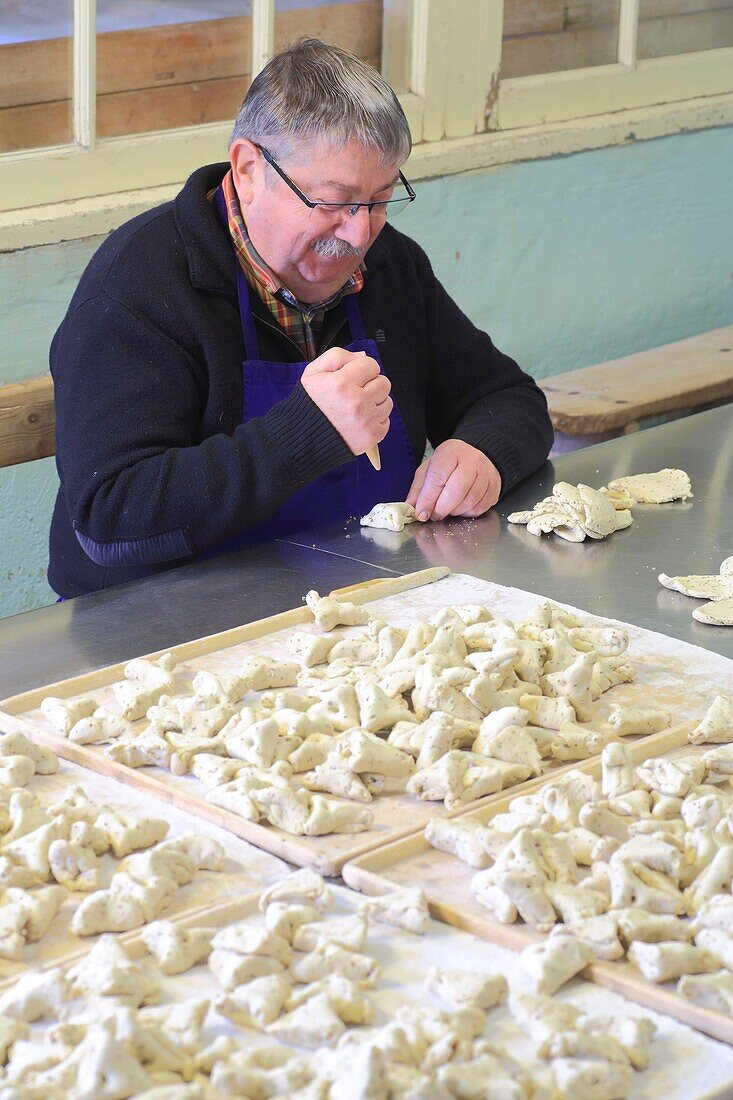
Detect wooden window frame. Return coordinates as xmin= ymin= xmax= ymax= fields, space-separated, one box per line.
xmin=0 ymin=0 xmax=732 ymax=240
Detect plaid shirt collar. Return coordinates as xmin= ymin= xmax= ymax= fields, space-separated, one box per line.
xmin=215 ymin=170 xmax=364 ymax=357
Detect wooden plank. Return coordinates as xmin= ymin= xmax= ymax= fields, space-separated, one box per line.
xmin=274 ymin=1 xmax=382 ymax=57
xmin=638 ymin=7 xmax=733 ymax=59
xmin=503 ymin=0 xmax=733 ymax=37
xmin=502 ymin=24 xmax=621 ymax=79
xmin=0 ymin=3 xmax=382 ymax=112
xmin=343 ymin=723 xmax=733 ymax=1046
xmin=540 ymin=324 xmax=733 ymax=436
xmin=502 ymin=5 xmax=733 ymax=78
xmin=0 ymin=377 xmax=56 ymax=469
xmin=503 ymin=0 xmax=566 ymax=38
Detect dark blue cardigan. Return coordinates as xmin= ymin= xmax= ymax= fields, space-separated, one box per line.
xmin=48 ymin=163 xmax=553 ymax=597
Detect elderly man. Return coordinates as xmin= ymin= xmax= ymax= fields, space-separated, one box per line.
xmin=49 ymin=38 xmax=552 ymax=598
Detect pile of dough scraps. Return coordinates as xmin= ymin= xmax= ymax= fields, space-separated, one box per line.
xmin=36 ymin=591 xmax=659 ymax=837
xmin=508 ymin=467 xmax=692 ymax=544
xmin=659 ymin=554 xmax=733 ymax=627
xmin=428 ymin=693 xmax=733 ymax=1021
xmin=0 ymin=865 xmax=660 ymax=1099
xmin=0 ymin=729 xmax=225 ymax=960
xmin=360 ymin=501 xmax=421 ymax=532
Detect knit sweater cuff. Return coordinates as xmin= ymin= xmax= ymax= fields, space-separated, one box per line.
xmin=452 ymin=426 xmax=522 ymax=499
xmin=268 ymin=382 xmax=354 ymax=485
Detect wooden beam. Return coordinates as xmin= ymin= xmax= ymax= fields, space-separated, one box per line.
xmin=501 ymin=6 xmax=733 ymax=78
xmin=0 ymin=2 xmax=382 ymax=110
xmin=540 ymin=324 xmax=733 ymax=436
xmin=0 ymin=377 xmax=56 ymax=469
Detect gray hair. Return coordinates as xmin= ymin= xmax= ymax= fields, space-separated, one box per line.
xmin=230 ymin=38 xmax=411 ymax=165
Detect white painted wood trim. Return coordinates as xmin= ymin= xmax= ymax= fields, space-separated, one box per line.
xmin=72 ymin=0 xmax=96 ymax=148
xmin=251 ymin=0 xmax=275 ymax=79
xmin=3 ymin=90 xmax=731 ymax=252
xmin=498 ymin=47 xmax=733 ymax=129
xmin=618 ymin=0 xmax=640 ymax=69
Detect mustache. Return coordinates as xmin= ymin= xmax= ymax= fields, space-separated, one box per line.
xmin=312 ymin=236 xmax=364 ymax=260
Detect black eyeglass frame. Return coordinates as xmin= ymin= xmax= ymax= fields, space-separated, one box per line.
xmin=254 ymin=142 xmax=416 ymax=216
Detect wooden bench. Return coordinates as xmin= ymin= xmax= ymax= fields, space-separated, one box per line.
xmin=540 ymin=323 xmax=733 ymax=452
xmin=0 ymin=377 xmax=55 ymax=469
xmin=2 ymin=324 xmax=732 ymax=469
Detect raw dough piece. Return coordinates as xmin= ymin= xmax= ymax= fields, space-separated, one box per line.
xmin=304 ymin=591 xmax=371 ymax=632
xmin=67 ymin=934 xmax=161 ymax=1004
xmin=259 ymin=869 xmax=332 ymax=911
xmin=607 ymin=468 xmax=693 ymax=503
xmin=508 ymin=482 xmax=631 ymax=543
xmin=627 ymin=940 xmax=718 ymax=982
xmin=426 ymin=967 xmax=508 ymax=1010
xmin=0 ymin=733 xmax=57 ymax=775
xmin=693 ymin=598 xmax=733 ymax=626
xmin=520 ymin=930 xmax=593 ymax=995
xmin=550 ymin=1058 xmax=632 ymax=1099
xmin=0 ymin=968 xmax=69 ymax=1022
xmin=425 ymin=817 xmax=491 ymax=869
xmin=659 ymin=573 xmax=733 ymax=600
xmin=0 ymin=755 xmax=36 ymax=788
xmin=358 ymin=888 xmax=429 ymax=934
xmin=689 ymin=696 xmax=733 ymax=744
xmin=286 ymin=632 xmax=339 ymax=668
xmin=678 ymin=971 xmax=733 ymax=1014
xmin=40 ymin=696 xmax=96 ymax=734
xmin=360 ymin=502 xmax=418 ymax=532
xmin=267 ymin=991 xmax=345 ymax=1048
xmin=290 ymin=942 xmax=379 ymax=985
xmin=141 ymin=921 xmax=213 ymax=973
xmin=292 ymin=914 xmax=368 ymax=953
xmin=607 ymin=704 xmax=670 ymax=737
xmin=216 ymin=973 xmax=291 ymax=1028
xmin=68 ymin=708 xmax=135 ymax=745
xmin=239 ymin=655 xmax=299 ymax=692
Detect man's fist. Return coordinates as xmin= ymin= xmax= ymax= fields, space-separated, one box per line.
xmin=407 ymin=439 xmax=502 ymax=521
xmin=301 ymin=347 xmax=392 ymax=457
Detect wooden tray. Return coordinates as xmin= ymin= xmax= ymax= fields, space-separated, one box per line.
xmin=0 ymin=570 xmax=469 ymax=878
xmin=0 ymin=757 xmax=288 ymax=984
xmin=6 ymin=883 xmax=732 ymax=1100
xmin=342 ymin=724 xmax=733 ymax=1046
xmin=0 ymin=567 xmax=715 ymax=876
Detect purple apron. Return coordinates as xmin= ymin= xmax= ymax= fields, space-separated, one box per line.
xmin=208 ymin=187 xmax=415 ymax=552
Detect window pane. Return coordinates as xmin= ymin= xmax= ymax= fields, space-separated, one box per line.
xmin=502 ymin=0 xmax=620 ymax=78
xmin=0 ymin=1 xmax=73 ymax=153
xmin=638 ymin=0 xmax=733 ymax=59
xmin=274 ymin=0 xmax=383 ymax=71
xmin=96 ymin=1 xmax=252 ymax=139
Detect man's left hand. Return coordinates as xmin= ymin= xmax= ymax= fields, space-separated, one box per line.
xmin=406 ymin=439 xmax=502 ymax=522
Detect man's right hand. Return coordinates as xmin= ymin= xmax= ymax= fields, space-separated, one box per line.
xmin=301 ymin=347 xmax=392 ymax=456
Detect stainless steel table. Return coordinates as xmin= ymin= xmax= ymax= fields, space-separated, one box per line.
xmin=1 ymin=405 xmax=731 ymax=697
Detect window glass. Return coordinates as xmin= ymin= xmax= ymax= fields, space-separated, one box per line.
xmin=502 ymin=0 xmax=621 ymax=77
xmin=274 ymin=0 xmax=382 ymax=71
xmin=638 ymin=0 xmax=733 ymax=58
xmin=96 ymin=0 xmax=252 ymax=139
xmin=0 ymin=0 xmax=73 ymax=153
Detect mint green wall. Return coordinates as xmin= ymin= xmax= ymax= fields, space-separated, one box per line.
xmin=1 ymin=125 xmax=732 ymax=617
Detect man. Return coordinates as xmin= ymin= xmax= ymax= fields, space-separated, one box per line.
xmin=49 ymin=39 xmax=553 ymax=598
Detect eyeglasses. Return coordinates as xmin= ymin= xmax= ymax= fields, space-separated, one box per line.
xmin=254 ymin=143 xmax=415 ymax=219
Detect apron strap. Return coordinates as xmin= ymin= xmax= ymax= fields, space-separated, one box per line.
xmin=213 ymin=184 xmax=261 ymax=360
xmin=343 ymin=292 xmax=367 ymax=342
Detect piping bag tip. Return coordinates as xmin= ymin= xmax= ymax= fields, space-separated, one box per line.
xmin=365 ymin=445 xmax=381 ymax=471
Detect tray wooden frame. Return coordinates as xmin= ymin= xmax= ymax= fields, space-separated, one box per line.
xmin=342 ymin=723 xmax=733 ymax=1047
